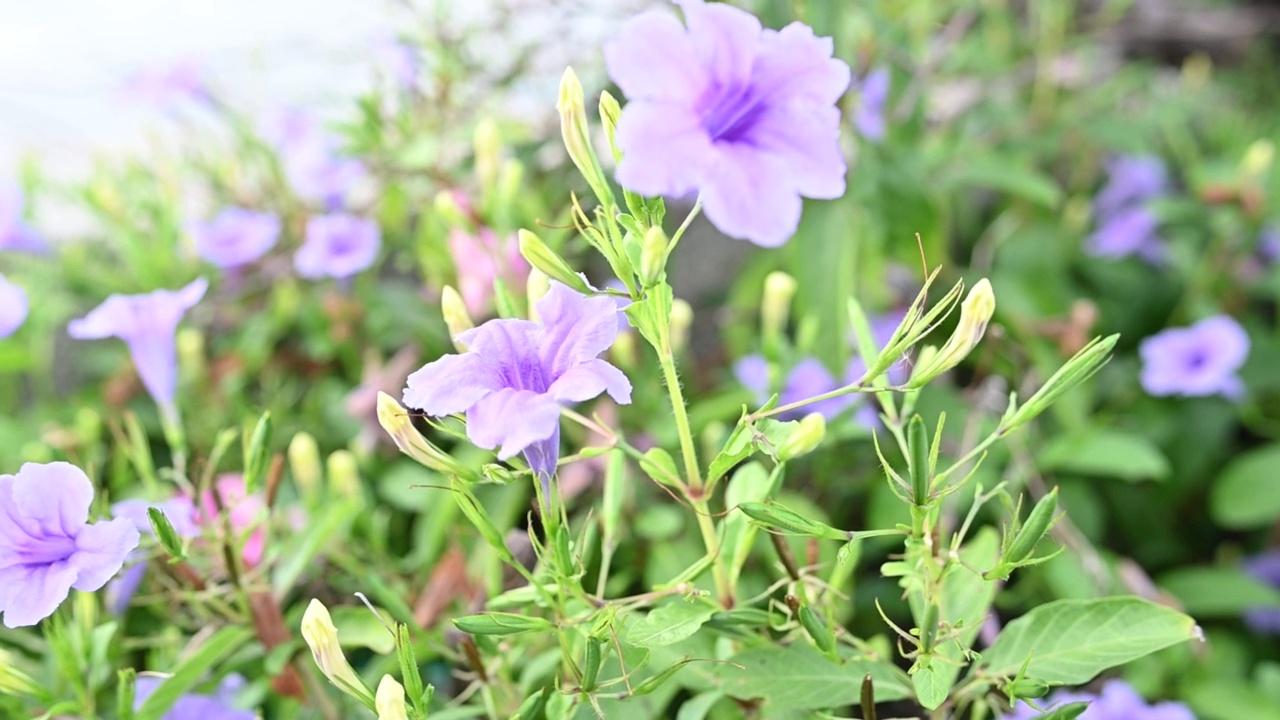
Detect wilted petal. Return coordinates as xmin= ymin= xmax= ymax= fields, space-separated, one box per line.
xmin=465 ymin=388 xmax=561 ymax=459
xmin=605 ymin=10 xmax=707 ymax=101
xmin=701 ymin=144 xmax=802 ymax=247
xmin=403 ymin=353 xmax=505 ymax=416
xmin=548 ymin=359 xmax=632 ymax=404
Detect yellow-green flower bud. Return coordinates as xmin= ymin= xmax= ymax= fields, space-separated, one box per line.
xmin=557 ymin=67 xmax=613 ymax=207
xmin=433 ymin=190 xmax=467 ymax=229
xmin=473 ymin=118 xmax=502 ymax=192
xmin=1241 ymin=139 xmax=1274 ymax=180
xmin=908 ymin=278 xmax=995 ymax=386
xmin=518 ymin=229 xmax=591 ymax=295
xmin=376 ymin=392 xmax=475 ymax=478
xmin=639 ymin=225 xmax=668 ymax=287
xmin=762 ymin=271 xmax=797 ymax=353
xmin=599 ymin=91 xmax=624 ymax=164
xmin=737 ymin=501 xmax=848 ymax=541
xmin=778 ymin=412 xmax=826 ymax=461
xmin=301 ymin=600 xmax=376 ymax=706
xmin=526 ymin=268 xmax=551 ymax=321
xmin=326 ymin=450 xmax=361 ymax=498
xmin=1006 ymin=488 xmax=1058 ymax=565
xmin=288 ymin=431 xmax=322 ymax=501
xmin=176 ymin=326 xmax=205 ymax=384
xmin=375 ymin=675 xmax=410 ymax=720
xmin=441 ymin=285 xmax=474 ymax=352
xmin=669 ymin=299 xmax=693 ymax=355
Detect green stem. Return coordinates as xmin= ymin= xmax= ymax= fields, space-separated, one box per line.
xmin=750 ymin=380 xmax=909 ymax=422
xmin=665 ymin=197 xmax=702 ymax=256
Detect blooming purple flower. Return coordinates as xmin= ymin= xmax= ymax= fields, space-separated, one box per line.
xmin=0 ymin=274 xmax=27 ymax=339
xmin=605 ymin=0 xmax=851 ymax=247
xmin=189 ymin=208 xmax=281 ymax=269
xmin=0 ymin=462 xmax=140 ymax=628
xmin=106 ymin=497 xmax=199 ymax=615
xmin=403 ymin=282 xmax=632 ymax=483
xmin=853 ymin=67 xmax=889 ymax=141
xmin=1002 ymin=680 xmax=1193 ymax=720
xmin=67 ymin=278 xmax=208 ymax=418
xmin=0 ymin=182 xmax=49 ymax=254
xmin=1243 ymin=550 xmax=1280 ymax=635
xmin=135 ymin=673 xmax=254 ymax=720
xmin=1088 ymin=155 xmax=1169 ymax=261
xmin=295 ymin=214 xmax=381 ymax=280
xmin=1139 ymin=315 xmax=1249 ymax=398
xmin=735 ymin=355 xmax=877 ymax=427
xmin=262 ymin=108 xmax=367 ymax=208
xmin=121 ymin=60 xmax=210 ymax=109
xmin=449 ymin=227 xmax=530 ymax=316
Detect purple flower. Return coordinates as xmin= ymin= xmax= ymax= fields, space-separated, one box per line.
xmin=735 ymin=355 xmax=877 ymax=427
xmin=377 ymin=36 xmax=419 ymax=89
xmin=1002 ymin=680 xmax=1193 ymax=720
xmin=189 ymin=208 xmax=281 ymax=269
xmin=262 ymin=108 xmax=367 ymax=208
xmin=1139 ymin=315 xmax=1249 ymax=398
xmin=105 ymin=497 xmax=199 ymax=615
xmin=135 ymin=673 xmax=254 ymax=720
xmin=402 ymin=282 xmax=632 ymax=483
xmin=121 ymin=60 xmax=210 ymax=109
xmin=295 ymin=214 xmax=381 ymax=280
xmin=0 ymin=274 xmax=27 ymax=339
xmin=605 ymin=0 xmax=851 ymax=247
xmin=1088 ymin=155 xmax=1169 ymax=261
xmin=0 ymin=462 xmax=140 ymax=628
xmin=1243 ymin=550 xmax=1280 ymax=635
xmin=1094 ymin=156 xmax=1169 ymax=221
xmin=0 ymin=183 xmax=49 ymax=254
xmin=1258 ymin=223 xmax=1280 ymax=263
xmin=853 ymin=67 xmax=889 ymax=141
xmin=1087 ymin=207 xmax=1164 ymax=260
xmin=67 ymin=278 xmax=208 ymax=418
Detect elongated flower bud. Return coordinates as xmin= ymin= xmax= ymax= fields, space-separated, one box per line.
xmin=376 ymin=675 xmax=410 ymax=720
xmin=737 ymin=501 xmax=848 ymax=541
xmin=301 ymin=600 xmax=376 ymax=706
xmin=669 ymin=299 xmax=693 ymax=355
xmin=598 ymin=91 xmax=624 ymax=164
xmin=762 ymin=271 xmax=798 ymax=346
xmin=908 ymin=279 xmax=995 ymax=386
xmin=473 ymin=118 xmax=502 ymax=193
xmin=376 ymin=392 xmax=474 ymax=479
xmin=326 ymin=450 xmax=361 ymax=499
xmin=798 ymin=605 xmax=836 ymax=654
xmin=558 ymin=67 xmax=613 ymax=206
xmin=441 ymin=285 xmax=474 ymax=352
xmin=518 ymin=229 xmax=591 ymax=294
xmin=526 ymin=268 xmax=551 ymax=320
xmin=639 ymin=226 xmax=668 ymax=287
xmin=288 ymin=431 xmax=322 ymax=501
xmin=1006 ymin=488 xmax=1059 ymax=565
xmin=433 ymin=190 xmax=467 ymax=228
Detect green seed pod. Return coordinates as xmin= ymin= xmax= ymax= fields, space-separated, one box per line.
xmin=242 ymin=410 xmax=273 ymax=495
xmin=147 ymin=506 xmax=186 ymax=561
xmin=580 ymin=638 xmax=603 ymax=692
xmin=798 ymin=605 xmax=836 ymax=654
xmin=1006 ymin=488 xmax=1059 ymax=565
xmin=514 ymin=687 xmax=550 ymax=720
xmin=1003 ymin=676 xmax=1051 ymax=700
xmin=918 ymin=602 xmax=939 ymax=653
xmin=452 ymin=612 xmax=554 ymax=636
xmin=737 ymin=502 xmax=849 ymax=541
xmin=907 ymin=415 xmax=930 ymax=506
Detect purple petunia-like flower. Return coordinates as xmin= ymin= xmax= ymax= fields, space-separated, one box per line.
xmin=1002 ymin=679 xmax=1193 ymax=720
xmin=1139 ymin=315 xmax=1249 ymax=399
xmin=0 ymin=274 xmax=28 ymax=339
xmin=0 ymin=462 xmax=140 ymax=628
xmin=189 ymin=208 xmax=281 ymax=269
xmin=295 ymin=214 xmax=381 ymax=280
xmin=1243 ymin=550 xmax=1280 ymax=635
xmin=853 ymin=67 xmax=890 ymax=142
xmin=68 ymin=278 xmax=208 ymax=418
xmin=403 ymin=282 xmax=632 ymax=484
xmin=135 ymin=673 xmax=254 ymax=720
xmin=0 ymin=182 xmax=49 ymax=254
xmin=262 ymin=108 xmax=368 ymax=209
xmin=605 ymin=0 xmax=851 ymax=247
xmin=1087 ymin=155 xmax=1169 ymax=261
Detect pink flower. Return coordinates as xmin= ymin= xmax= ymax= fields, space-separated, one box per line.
xmin=448 ymin=227 xmax=529 ymax=316
xmin=197 ymin=476 xmax=266 ymax=567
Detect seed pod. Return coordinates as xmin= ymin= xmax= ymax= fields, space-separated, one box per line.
xmin=1006 ymin=488 xmax=1059 ymax=565
xmin=737 ymin=502 xmax=849 ymax=541
xmin=580 ymin=638 xmax=603 ymax=692
xmin=452 ymin=612 xmax=554 ymax=636
xmin=907 ymin=415 xmax=930 ymax=507
xmin=799 ymin=605 xmax=836 ymax=654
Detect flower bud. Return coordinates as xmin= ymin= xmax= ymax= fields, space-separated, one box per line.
xmin=441 ymin=285 xmax=474 ymax=352
xmin=326 ymin=450 xmax=361 ymax=499
xmin=639 ymin=225 xmax=668 ymax=287
xmin=301 ymin=599 xmax=376 ymax=706
xmin=1241 ymin=139 xmax=1274 ymax=180
xmin=518 ymin=229 xmax=592 ymax=295
xmin=176 ymin=326 xmax=205 ymax=383
xmin=669 ymin=299 xmax=693 ymax=355
xmin=778 ymin=412 xmax=826 ymax=461
xmin=737 ymin=501 xmax=849 ymax=541
xmin=148 ymin=506 xmax=187 ymax=560
xmin=798 ymin=605 xmax=836 ymax=654
xmin=598 ymin=91 xmax=624 ymax=164
xmin=579 ymin=638 xmax=604 ymax=691
xmin=557 ymin=67 xmax=613 ymax=206
xmin=1005 ymin=488 xmax=1058 ymax=565
xmin=288 ymin=431 xmax=322 ymax=501
xmin=376 ymin=675 xmax=410 ymax=720
xmin=526 ymin=268 xmax=551 ymax=321
xmin=473 ymin=118 xmax=502 ymax=192
xmin=242 ymin=411 xmax=273 ymax=496
xmin=376 ymin=392 xmax=476 ymax=478
xmin=0 ymin=650 xmax=41 ymax=698
xmin=1005 ymin=334 xmax=1117 ymax=431
xmin=908 ymin=279 xmax=995 ymax=387
xmin=761 ymin=271 xmax=797 ymax=354
xmin=433 ymin=190 xmax=467 ymax=229
xmin=453 ymin=611 xmax=555 ymax=636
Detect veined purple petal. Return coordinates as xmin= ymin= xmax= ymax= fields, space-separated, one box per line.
xmin=537 ymin=283 xmax=623 ymax=379
xmin=701 ymin=144 xmax=802 ymax=247
xmin=548 ymin=359 xmax=633 ymax=404
xmin=465 ymin=388 xmax=561 ymax=459
xmin=605 ymin=10 xmax=708 ymax=102
xmin=614 ymin=102 xmax=716 ymax=198
xmin=403 ymin=353 xmax=505 ymax=416
xmin=676 ymin=0 xmax=761 ymax=91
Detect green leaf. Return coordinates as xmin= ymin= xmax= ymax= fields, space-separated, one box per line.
xmin=1040 ymin=429 xmax=1170 ymax=482
xmin=626 ymin=600 xmax=717 ymax=648
xmin=1210 ymin=444 xmax=1280 ymax=529
xmin=912 ymin=665 xmax=950 ymax=711
xmin=1031 ymin=703 xmax=1089 ymax=719
xmin=708 ymin=422 xmax=755 ymax=483
xmin=948 ymin=156 xmax=1063 ymax=209
xmin=328 ymin=605 xmax=396 ymax=654
xmin=1158 ymin=566 xmax=1280 ymax=617
xmin=712 ymin=645 xmax=911 ymax=711
xmin=974 ymin=597 xmax=1199 ymax=684
xmin=624 ymin=283 xmax=673 ymax=351
xmin=134 ymin=626 xmax=256 ymax=720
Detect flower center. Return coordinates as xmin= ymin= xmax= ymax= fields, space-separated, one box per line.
xmin=13 ymin=534 xmax=76 ymax=566
xmin=700 ymin=82 xmax=766 ymax=143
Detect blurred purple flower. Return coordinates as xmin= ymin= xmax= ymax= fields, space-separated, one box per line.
xmin=121 ymin=60 xmax=210 ymax=109
xmin=605 ymin=0 xmax=850 ymax=247
xmin=0 ymin=274 xmax=27 ymax=339
xmin=0 ymin=183 xmax=49 ymax=254
xmin=262 ymin=108 xmax=367 ymax=208
xmin=403 ymin=282 xmax=632 ymax=485
xmin=189 ymin=208 xmax=281 ymax=269
xmin=1243 ymin=550 xmax=1280 ymax=634
xmin=377 ymin=36 xmax=419 ymax=89
xmin=1003 ymin=679 xmax=1193 ymax=720
xmin=67 ymin=278 xmax=208 ymax=418
xmin=1258 ymin=223 xmax=1280 ymax=263
xmin=853 ymin=67 xmax=889 ymax=141
xmin=735 ymin=355 xmax=877 ymax=427
xmin=1088 ymin=155 xmax=1169 ymax=261
xmin=0 ymin=462 xmax=140 ymax=628
xmin=105 ymin=497 xmax=199 ymax=615
xmin=448 ymin=227 xmax=530 ymax=316
xmin=295 ymin=214 xmax=381 ymax=280
xmin=1139 ymin=315 xmax=1249 ymax=398
xmin=135 ymin=673 xmax=253 ymax=720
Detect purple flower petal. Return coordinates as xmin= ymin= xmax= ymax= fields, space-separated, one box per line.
xmin=189 ymin=208 xmax=281 ymax=269
xmin=548 ymin=359 xmax=633 ymax=404
xmin=614 ymin=103 xmax=716 ymax=198
xmin=604 ymin=10 xmax=707 ymax=101
xmin=1087 ymin=207 xmax=1161 ymax=259
xmin=295 ymin=214 xmax=381 ymax=279
xmin=537 ymin=283 xmax=624 ymax=378
xmin=465 ymin=388 xmax=561 ymax=459
xmin=701 ymin=144 xmax=802 ymax=247
xmin=69 ymin=518 xmax=144 ymax=591
xmin=403 ymin=352 xmax=506 ymax=417
xmin=0 ymin=274 xmax=28 ymax=338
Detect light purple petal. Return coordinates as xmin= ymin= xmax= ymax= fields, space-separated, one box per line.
xmin=1088 ymin=207 xmax=1160 ymax=258
xmin=701 ymin=144 xmax=802 ymax=247
xmin=69 ymin=518 xmax=140 ymax=592
xmin=615 ymin=102 xmax=716 ymax=198
xmin=753 ymin=24 xmax=851 ymax=106
xmin=734 ymin=354 xmax=770 ymax=399
xmin=0 ymin=274 xmax=28 ymax=338
xmin=747 ymin=104 xmax=846 ymax=199
xmin=0 ymin=563 xmax=79 ymax=628
xmin=675 ymin=0 xmax=761 ymax=90
xmin=105 ymin=562 xmax=148 ymax=616
xmin=295 ymin=214 xmax=381 ymax=279
xmin=524 ymin=428 xmax=561 ymax=487
xmin=537 ymin=283 xmax=623 ymax=378
xmin=190 ymin=208 xmax=281 ymax=268
xmin=605 ymin=10 xmax=707 ymax=102
xmin=1095 ymin=155 xmax=1168 ymax=220
xmin=402 ymin=352 xmax=505 ymax=416
xmin=548 ymin=359 xmax=633 ymax=404
xmin=465 ymin=388 xmax=561 ymax=459
xmin=10 ymin=462 xmax=93 ymax=538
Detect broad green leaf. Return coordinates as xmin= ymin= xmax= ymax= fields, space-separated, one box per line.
xmin=947 ymin=157 xmax=1064 ymax=209
xmin=1040 ymin=430 xmax=1169 ymax=482
xmin=1184 ymin=678 xmax=1280 ymax=720
xmin=675 ymin=692 xmax=724 ymax=720
xmin=974 ymin=597 xmax=1198 ymax=684
xmin=627 ymin=600 xmax=718 ymax=648
xmin=1158 ymin=566 xmax=1280 ymax=618
xmin=708 ymin=422 xmax=755 ymax=483
xmin=912 ymin=665 xmax=950 ymax=711
xmin=712 ymin=645 xmax=911 ymax=711
xmin=135 ymin=626 xmax=256 ymax=720
xmin=1210 ymin=444 xmax=1280 ymax=529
